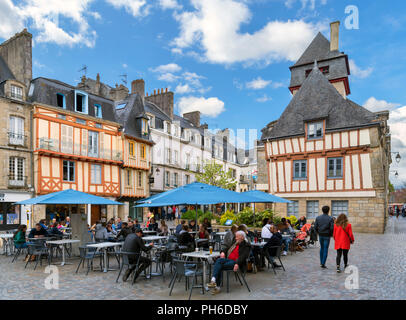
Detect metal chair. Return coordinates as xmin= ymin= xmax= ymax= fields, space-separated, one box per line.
xmin=25 ymin=242 xmax=50 ymax=270
xmin=76 ymin=246 xmax=103 ymax=275
xmin=221 ymin=268 xmax=251 ymax=293
xmin=264 ymin=245 xmax=286 ymax=274
xmin=168 ymin=259 xmax=204 ymax=300
xmin=116 ymin=251 xmax=143 ymax=284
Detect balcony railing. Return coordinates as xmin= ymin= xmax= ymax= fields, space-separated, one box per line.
xmin=8 ymin=175 xmax=27 ymax=188
xmin=38 ymin=138 xmax=122 ymax=161
xmin=8 ymin=132 xmax=27 ymax=147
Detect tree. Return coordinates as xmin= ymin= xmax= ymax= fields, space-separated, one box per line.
xmin=195 ymin=160 xmax=237 ymax=190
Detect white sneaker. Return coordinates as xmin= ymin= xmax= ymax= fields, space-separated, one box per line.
xmin=282 ymin=251 xmax=287 ymax=256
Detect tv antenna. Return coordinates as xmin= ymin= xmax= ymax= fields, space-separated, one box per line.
xmin=119 ymin=74 xmax=128 ymax=86
xmin=78 ymin=65 xmax=88 ymax=77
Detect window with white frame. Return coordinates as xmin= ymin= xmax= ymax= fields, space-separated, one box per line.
xmin=94 ymin=104 xmax=102 ymax=118
xmin=88 ymin=131 xmax=99 ymax=158
xmin=9 ymin=116 xmax=24 ymax=145
xmin=287 ymin=200 xmax=299 ymax=217
xmin=11 ymin=85 xmax=23 ymax=100
xmin=165 ymin=171 xmax=170 ymax=186
xmin=172 ymin=172 xmax=178 ymax=186
xmin=306 ymin=201 xmax=319 ymax=219
xmin=9 ymin=157 xmax=24 ymax=182
xmin=328 ymin=157 xmax=343 ymax=178
xmin=90 ymin=164 xmax=102 ymax=184
xmin=63 ymin=160 xmax=75 ymax=182
xmin=185 ymin=174 xmax=190 ymax=185
xmin=166 ymin=148 xmax=171 ymax=164
xmin=307 ymin=122 xmax=323 ymax=139
xmin=185 ymin=154 xmax=190 ymax=169
xmin=75 ymin=90 xmax=88 ymax=113
xmin=331 ymin=201 xmax=348 ymax=217
xmin=293 ymin=160 xmax=307 ymax=179
xmin=174 ymin=150 xmax=179 ymax=165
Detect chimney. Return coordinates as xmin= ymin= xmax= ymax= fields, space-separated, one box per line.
xmin=131 ymin=79 xmax=145 ymax=99
xmin=145 ymin=89 xmax=174 ymax=119
xmin=183 ymin=111 xmax=201 ymax=127
xmin=330 ymin=21 xmax=340 ymax=52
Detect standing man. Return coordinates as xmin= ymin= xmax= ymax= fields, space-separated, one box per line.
xmin=314 ymin=205 xmax=334 ymax=269
xmin=167 ymin=206 xmax=173 ymax=221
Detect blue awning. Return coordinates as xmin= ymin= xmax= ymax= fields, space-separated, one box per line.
xmin=15 ymin=189 xmax=123 ymax=205
xmin=242 ymin=190 xmax=291 ymax=203
xmin=134 ymin=182 xmax=262 ymax=207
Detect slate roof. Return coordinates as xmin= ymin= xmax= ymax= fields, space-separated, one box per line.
xmin=291 ymin=32 xmax=346 ymax=68
xmin=0 ymin=55 xmax=15 ymax=84
xmin=261 ymin=65 xmax=379 ymax=141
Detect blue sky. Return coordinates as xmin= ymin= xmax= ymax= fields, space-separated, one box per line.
xmin=1 ymin=0 xmax=406 ymax=184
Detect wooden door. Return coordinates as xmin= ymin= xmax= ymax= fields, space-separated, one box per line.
xmin=91 ymin=205 xmax=101 ymax=225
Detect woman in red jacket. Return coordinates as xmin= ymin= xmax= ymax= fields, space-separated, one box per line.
xmin=333 ymin=214 xmax=355 ymax=273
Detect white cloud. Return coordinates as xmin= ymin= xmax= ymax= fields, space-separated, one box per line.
xmin=150 ymin=63 xmax=182 ymax=73
xmin=105 ymin=0 xmax=149 ymax=17
xmin=256 ymin=94 xmax=272 ymax=103
xmin=285 ymin=0 xmax=327 ymax=10
xmin=157 ymin=73 xmax=180 ymax=82
xmin=246 ymin=77 xmax=271 ymax=90
xmin=363 ymin=97 xmax=400 ymax=112
xmin=177 ymin=96 xmax=225 ymax=117
xmin=0 ymin=0 xmax=24 ymax=39
xmin=122 ymin=63 xmax=128 ymax=68
xmin=159 ymin=0 xmax=182 ymax=10
xmin=175 ymin=83 xmax=192 ymax=94
xmin=349 ymin=59 xmax=374 ymax=79
xmin=172 ymin=0 xmax=320 ymax=65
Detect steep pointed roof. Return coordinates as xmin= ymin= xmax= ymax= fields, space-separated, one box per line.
xmin=261 ymin=65 xmax=378 ymax=141
xmin=292 ymin=32 xmax=345 ymax=68
xmin=0 ymin=55 xmax=16 ymax=83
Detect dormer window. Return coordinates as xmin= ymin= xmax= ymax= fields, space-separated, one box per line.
xmin=11 ymin=85 xmax=23 ymax=100
xmin=75 ymin=90 xmax=88 ymax=113
xmin=94 ymin=104 xmax=102 ymax=118
xmin=57 ymin=93 xmax=66 ymax=109
xmin=307 ymin=122 xmax=323 ymax=140
xmin=305 ymin=66 xmax=330 ymax=78
xmin=142 ymin=118 xmax=148 ymax=134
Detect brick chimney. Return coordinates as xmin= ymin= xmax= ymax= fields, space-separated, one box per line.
xmin=330 ymin=21 xmax=340 ymax=52
xmin=0 ymin=29 xmax=32 ymax=88
xmin=131 ymin=79 xmax=145 ymax=99
xmin=145 ymin=88 xmax=174 ymax=119
xmin=183 ymin=111 xmax=200 ymax=127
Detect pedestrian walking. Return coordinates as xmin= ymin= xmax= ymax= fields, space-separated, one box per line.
xmin=314 ymin=205 xmax=334 ymax=269
xmin=395 ymin=206 xmax=400 ymax=219
xmin=333 ymin=214 xmax=355 ymax=273
xmin=167 ymin=206 xmax=173 ymax=221
xmin=175 ymin=206 xmax=180 ymax=224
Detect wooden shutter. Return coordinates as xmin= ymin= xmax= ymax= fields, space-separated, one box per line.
xmin=99 ymin=132 xmax=104 ymax=159
xmin=81 ymin=129 xmax=88 ymax=156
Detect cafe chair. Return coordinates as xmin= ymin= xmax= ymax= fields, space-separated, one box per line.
xmin=169 ymin=259 xmax=204 ymax=301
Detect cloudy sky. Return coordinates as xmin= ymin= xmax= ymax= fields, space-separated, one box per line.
xmin=0 ymin=0 xmax=405 ymax=185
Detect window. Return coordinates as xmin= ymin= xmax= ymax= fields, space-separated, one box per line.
xmin=11 ymin=85 xmax=23 ymax=100
xmin=129 ymin=141 xmax=135 ymax=157
xmin=9 ymin=116 xmax=24 ymax=145
xmin=75 ymin=90 xmax=88 ymax=113
xmin=94 ymin=104 xmax=102 ymax=118
xmin=90 ymin=164 xmax=102 ymax=184
xmin=185 ymin=174 xmax=190 ymax=185
xmin=9 ymin=157 xmax=24 ymax=181
xmin=142 ymin=118 xmax=148 ymax=134
xmin=140 ymin=145 xmax=146 ymax=159
xmin=196 ymin=156 xmax=201 ymax=172
xmin=125 ymin=170 xmax=132 ymax=186
xmin=63 ymin=161 xmax=75 ymax=182
xmin=287 ymin=200 xmax=299 ymax=217
xmin=165 ymin=171 xmax=170 ymax=186
xmin=306 ymin=201 xmax=319 ymax=219
xmin=328 ymin=157 xmax=343 ymax=178
xmin=174 ymin=150 xmax=179 ymax=164
xmin=138 ymin=172 xmax=143 ymax=187
xmin=172 ymin=173 xmax=178 ymax=187
xmin=185 ymin=154 xmax=190 ymax=170
xmin=307 ymin=122 xmax=323 ymax=139
xmin=166 ymin=122 xmax=171 ymax=134
xmin=306 ymin=66 xmax=329 ymax=77
xmin=166 ymin=148 xmax=171 ymax=163
xmin=57 ymin=93 xmax=66 ymax=109
xmin=293 ymin=160 xmax=307 ymax=179
xmin=332 ymin=201 xmax=348 ymax=217
xmin=88 ymin=131 xmax=99 ymax=158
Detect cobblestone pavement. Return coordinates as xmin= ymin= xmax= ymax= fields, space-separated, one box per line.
xmin=1 ymin=217 xmax=405 ymax=300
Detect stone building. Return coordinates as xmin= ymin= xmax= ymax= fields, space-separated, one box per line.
xmin=261 ymin=22 xmax=391 ymax=233
xmin=0 ymin=30 xmax=33 ymax=231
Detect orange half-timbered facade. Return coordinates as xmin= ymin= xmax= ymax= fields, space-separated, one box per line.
xmin=261 ymin=23 xmax=391 ymax=233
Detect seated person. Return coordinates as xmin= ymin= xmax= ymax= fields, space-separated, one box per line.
xmin=133 ymin=219 xmax=141 ymax=229
xmin=278 ymin=218 xmax=293 ymax=256
xmin=196 ymin=224 xmax=210 ymax=249
xmin=159 ymin=220 xmax=169 ymax=236
xmin=148 ymin=218 xmax=158 ymax=231
xmin=106 ymin=223 xmax=117 ymax=240
xmin=189 ymin=219 xmax=197 ymax=231
xmin=13 ymin=225 xmax=27 ymax=249
xmin=94 ymin=222 xmax=110 ymax=242
xmin=202 ymin=218 xmax=212 ymax=233
xmin=178 ymin=224 xmax=195 ymax=251
xmin=39 ymin=219 xmax=48 ymax=230
xmin=295 ymin=216 xmax=307 ymax=230
xmin=175 ymin=220 xmax=185 ymax=235
xmin=261 ymin=218 xmax=272 ymax=240
xmin=29 ymin=223 xmax=48 ymax=238
xmin=122 ymin=228 xmax=154 ymax=282
xmin=264 ymin=225 xmax=283 ymax=268
xmin=221 ymin=224 xmax=238 ymax=251
xmin=48 ymin=222 xmax=64 ymax=237
xmin=237 ymin=224 xmax=252 ymax=244
xmin=207 ymin=231 xmax=251 ymax=294
xmin=116 ymin=222 xmax=132 ymax=240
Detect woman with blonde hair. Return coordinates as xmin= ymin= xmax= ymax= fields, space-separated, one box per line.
xmin=333 ymin=214 xmax=355 ymax=273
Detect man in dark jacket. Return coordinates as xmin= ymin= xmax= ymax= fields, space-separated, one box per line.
xmin=314 ymin=205 xmax=334 ymax=269
xmin=29 ymin=223 xmax=48 ymax=238
xmin=122 ymin=228 xmax=154 ymax=282
xmin=116 ymin=222 xmax=132 ymax=240
xmin=207 ymin=231 xmax=251 ymax=294
xmin=263 ymin=225 xmax=283 ymax=268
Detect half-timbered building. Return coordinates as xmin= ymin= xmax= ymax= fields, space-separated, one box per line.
xmin=261 ymin=22 xmax=391 ymax=233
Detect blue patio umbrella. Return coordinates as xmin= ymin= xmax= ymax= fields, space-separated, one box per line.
xmin=15 ymin=189 xmax=123 ymax=205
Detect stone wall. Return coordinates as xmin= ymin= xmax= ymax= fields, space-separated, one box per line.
xmin=145 ymin=90 xmax=174 ymax=119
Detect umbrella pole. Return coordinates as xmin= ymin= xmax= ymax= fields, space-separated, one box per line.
xmin=195 ymin=204 xmax=198 ymax=229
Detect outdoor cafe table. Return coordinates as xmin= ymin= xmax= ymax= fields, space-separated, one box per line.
xmin=87 ymin=242 xmax=123 ymax=272
xmin=182 ymin=250 xmax=221 ymax=291
xmin=0 ymin=234 xmax=14 ymax=255
xmin=46 ymin=239 xmax=80 ymax=266
xmin=142 ymin=230 xmax=157 ymax=235
xmin=142 ymin=235 xmax=167 ymax=243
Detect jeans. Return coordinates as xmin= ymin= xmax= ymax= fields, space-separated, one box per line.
xmin=319 ymin=236 xmax=330 ymax=266
xmin=15 ymin=243 xmax=28 ymax=249
xmin=281 ymin=238 xmax=292 ymax=252
xmin=212 ymin=258 xmax=236 ymax=286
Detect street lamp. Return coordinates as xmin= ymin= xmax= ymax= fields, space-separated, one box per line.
xmin=390 ymin=170 xmax=399 ymax=178
xmin=391 ymin=152 xmax=401 ymax=164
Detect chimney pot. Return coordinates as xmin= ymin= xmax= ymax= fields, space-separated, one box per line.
xmin=330 ymin=21 xmax=340 ymax=51
xmin=131 ymin=79 xmax=145 ymax=99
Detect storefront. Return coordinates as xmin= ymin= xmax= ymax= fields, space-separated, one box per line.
xmin=129 ymin=201 xmax=144 ymax=222
xmin=0 ymin=191 xmax=32 ymax=231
